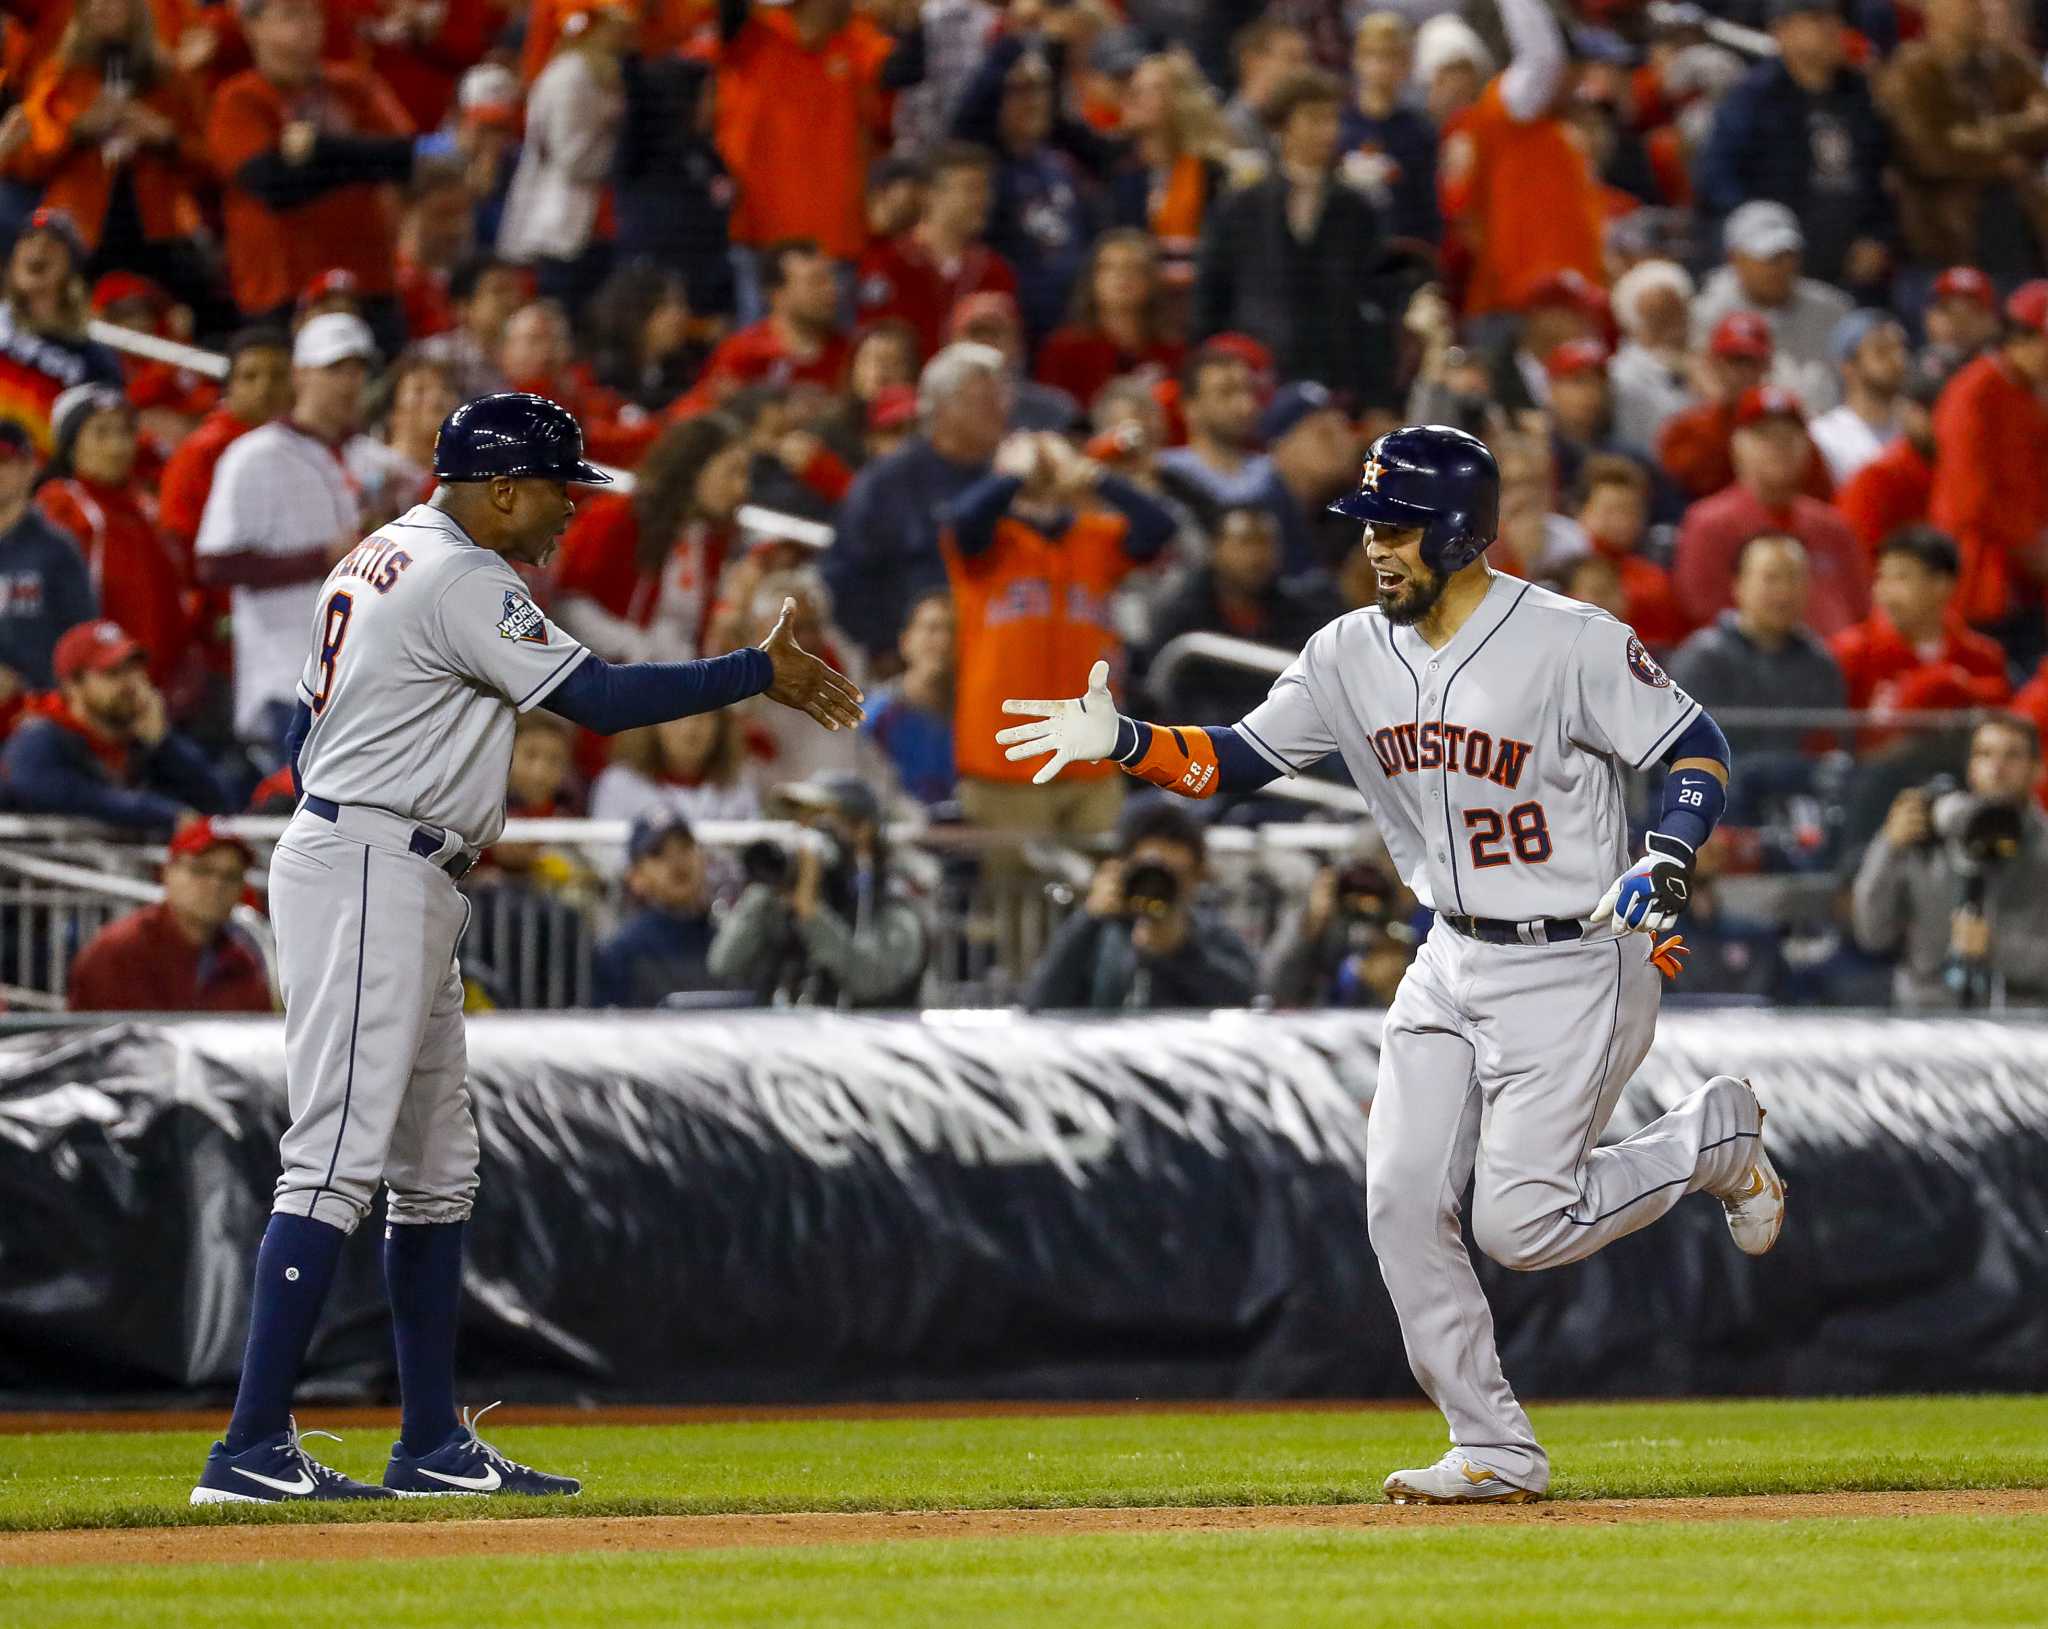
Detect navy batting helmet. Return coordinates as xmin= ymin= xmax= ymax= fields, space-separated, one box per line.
xmin=432 ymin=392 xmax=612 ymax=486
xmin=1328 ymin=424 xmax=1499 ymax=574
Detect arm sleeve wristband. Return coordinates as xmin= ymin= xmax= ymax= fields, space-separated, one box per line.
xmin=1112 ymin=718 xmax=1281 ymax=798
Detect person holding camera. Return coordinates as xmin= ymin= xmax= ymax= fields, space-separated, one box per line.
xmin=1260 ymin=856 xmax=1419 ymax=1008
xmin=707 ymin=773 xmax=929 ymax=1008
xmin=1852 ymin=714 xmax=2048 ymax=1009
xmin=1024 ymin=801 xmax=1255 ymax=1010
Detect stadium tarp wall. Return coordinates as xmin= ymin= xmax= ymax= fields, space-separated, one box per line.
xmin=2 ymin=1010 xmax=2044 ymax=1406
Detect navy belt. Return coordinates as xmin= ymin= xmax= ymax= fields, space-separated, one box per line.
xmin=1439 ymin=913 xmax=1584 ymax=946
xmin=301 ymin=794 xmax=475 ymax=881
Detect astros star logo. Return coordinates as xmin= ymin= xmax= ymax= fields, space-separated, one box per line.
xmin=1363 ymin=456 xmax=1385 ymax=491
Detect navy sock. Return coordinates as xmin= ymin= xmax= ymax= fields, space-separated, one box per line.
xmin=223 ymin=1213 xmax=348 ymax=1452
xmin=385 ymin=1219 xmax=466 ymax=1455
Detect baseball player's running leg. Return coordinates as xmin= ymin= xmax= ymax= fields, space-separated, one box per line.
xmin=1368 ymin=929 xmax=1546 ymax=1502
xmin=194 ymin=816 xmax=465 ymax=1504
xmin=1463 ymin=938 xmax=1761 ymax=1277
xmin=1371 ymin=932 xmax=1769 ymax=1505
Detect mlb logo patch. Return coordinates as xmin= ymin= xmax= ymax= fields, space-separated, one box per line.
xmin=497 ymin=592 xmax=548 ymax=645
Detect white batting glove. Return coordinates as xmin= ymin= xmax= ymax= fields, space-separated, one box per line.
xmin=1589 ymin=833 xmax=1696 ymax=935
xmin=995 ymin=660 xmax=1120 ymax=785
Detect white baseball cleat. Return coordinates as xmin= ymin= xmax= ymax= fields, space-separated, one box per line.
xmin=1719 ymin=1077 xmax=1788 ymax=1257
xmin=1382 ymin=1449 xmax=1540 ymax=1505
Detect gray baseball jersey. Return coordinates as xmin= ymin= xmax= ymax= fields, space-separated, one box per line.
xmin=1235 ymin=575 xmax=1700 ymax=922
xmin=1235 ymin=570 xmax=1758 ymax=1497
xmin=295 ymin=504 xmax=590 ymax=850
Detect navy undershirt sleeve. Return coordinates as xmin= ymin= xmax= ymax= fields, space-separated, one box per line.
xmin=545 ymin=648 xmax=773 ymax=735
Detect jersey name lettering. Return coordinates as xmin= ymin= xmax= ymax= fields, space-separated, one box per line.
xmin=333 ymin=537 xmax=414 ymax=594
xmin=1371 ymin=721 xmax=1532 ymax=789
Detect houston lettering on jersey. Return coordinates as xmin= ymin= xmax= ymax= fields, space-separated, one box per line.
xmin=333 ymin=536 xmax=415 ymax=594
xmin=1370 ymin=721 xmax=1532 ymax=789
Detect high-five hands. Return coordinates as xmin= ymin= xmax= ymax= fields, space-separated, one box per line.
xmin=759 ymin=596 xmax=865 ymax=731
xmin=996 ymin=660 xmax=1119 ymax=785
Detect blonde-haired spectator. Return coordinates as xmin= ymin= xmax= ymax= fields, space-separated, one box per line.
xmin=1113 ymin=52 xmax=1236 ymax=278
xmin=1341 ymin=13 xmax=1440 ymax=244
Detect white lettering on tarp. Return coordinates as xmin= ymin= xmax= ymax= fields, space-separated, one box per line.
xmin=746 ymin=1028 xmax=1366 ymax=1185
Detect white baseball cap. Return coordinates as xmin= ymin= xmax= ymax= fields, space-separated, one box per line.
xmin=1724 ymin=201 xmax=1803 ymax=261
xmin=294 ymin=311 xmax=377 ymax=370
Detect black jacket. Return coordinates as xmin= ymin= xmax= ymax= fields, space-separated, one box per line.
xmin=1192 ymin=171 xmax=1399 ymax=408
xmin=1024 ymin=906 xmax=1256 ymax=1012
xmin=1696 ymin=61 xmax=1892 ymax=285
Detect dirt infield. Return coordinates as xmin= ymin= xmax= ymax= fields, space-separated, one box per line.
xmin=7 ymin=1490 xmax=2045 ymax=1568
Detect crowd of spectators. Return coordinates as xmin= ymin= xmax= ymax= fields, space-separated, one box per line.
xmin=0 ymin=0 xmax=2046 ymax=1015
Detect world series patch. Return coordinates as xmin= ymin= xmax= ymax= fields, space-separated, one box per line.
xmin=1626 ymin=633 xmax=1671 ymax=688
xmin=498 ymin=592 xmax=548 ymax=645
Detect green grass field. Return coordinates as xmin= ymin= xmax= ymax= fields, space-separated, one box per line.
xmin=3 ymin=1396 xmax=2044 ymax=1627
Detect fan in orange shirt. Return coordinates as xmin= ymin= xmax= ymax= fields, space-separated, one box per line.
xmin=1438 ymin=0 xmax=1605 ymax=319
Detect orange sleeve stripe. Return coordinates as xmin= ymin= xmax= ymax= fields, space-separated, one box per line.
xmin=1123 ymin=724 xmax=1220 ymax=800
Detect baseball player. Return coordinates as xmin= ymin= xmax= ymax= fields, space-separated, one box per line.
xmin=997 ymin=425 xmax=1786 ymax=1505
xmin=192 ymin=394 xmax=861 ymax=1504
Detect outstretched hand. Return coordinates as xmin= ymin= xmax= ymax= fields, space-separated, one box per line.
xmin=995 ymin=659 xmax=1120 ymax=785
xmin=759 ymin=597 xmax=865 ymax=732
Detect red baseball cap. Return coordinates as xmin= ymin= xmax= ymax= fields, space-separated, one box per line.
xmin=1931 ymin=266 xmax=1995 ymax=310
xmin=167 ymin=816 xmax=255 ymax=868
xmin=867 ymin=383 xmax=917 ymax=432
xmin=1732 ymin=384 xmax=1805 ymax=428
xmin=90 ymin=271 xmax=169 ymax=317
xmin=1544 ymin=338 xmax=1610 ymax=380
xmin=2004 ymin=279 xmax=2048 ymax=334
xmin=1523 ymin=268 xmax=1609 ymax=317
xmin=1709 ymin=311 xmax=1775 ymax=361
xmin=297 ymin=267 xmax=362 ymax=311
xmin=53 ymin=619 xmax=146 ymax=682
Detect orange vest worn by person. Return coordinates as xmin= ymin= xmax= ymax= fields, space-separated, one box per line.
xmin=946 ymin=510 xmax=1134 ymax=784
xmin=1440 ymin=79 xmax=1605 ymax=318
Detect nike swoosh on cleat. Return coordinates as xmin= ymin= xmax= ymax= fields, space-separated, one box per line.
xmin=417 ymin=1464 xmax=502 ymax=1492
xmin=231 ymin=1466 xmax=315 ymax=1496
xmin=1459 ymin=1464 xmax=1500 ymax=1485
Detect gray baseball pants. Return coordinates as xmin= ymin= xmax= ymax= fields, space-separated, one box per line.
xmin=268 ymin=803 xmax=479 ymax=1234
xmin=1366 ymin=926 xmax=1759 ymax=1493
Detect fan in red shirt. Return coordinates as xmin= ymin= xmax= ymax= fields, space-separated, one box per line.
xmin=673 ymin=239 xmax=852 ymax=415
xmin=498 ymin=299 xmax=659 ymax=470
xmin=68 ymin=817 xmax=273 ymax=1014
xmin=1830 ymin=525 xmax=2013 ymax=751
xmin=1835 ymin=370 xmax=1941 ymax=559
xmin=36 ymin=385 xmax=196 ymax=699
xmin=1035 ymin=228 xmax=1185 ymax=412
xmin=855 ymin=141 xmax=1014 ymax=361
xmin=89 ymin=276 xmax=218 ymax=450
xmin=1657 ymin=311 xmax=1832 ymax=502
xmin=1569 ymin=453 xmax=1688 ymax=649
xmin=1928 ymin=280 xmax=2048 ymax=630
xmin=1671 ymin=386 xmax=1871 ymax=638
